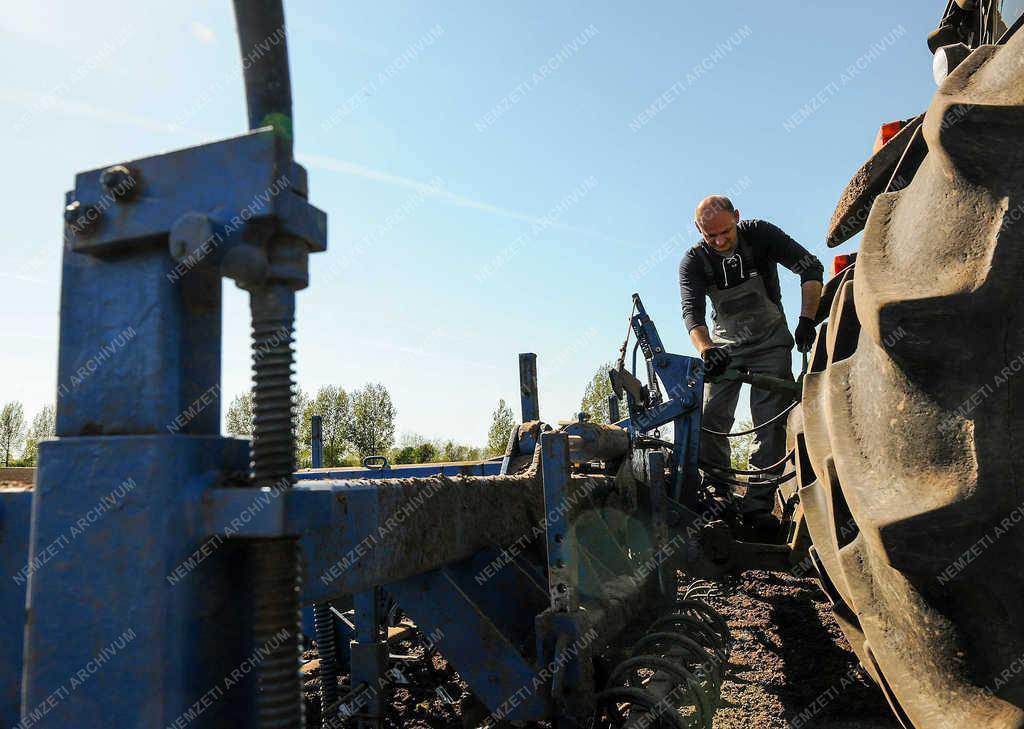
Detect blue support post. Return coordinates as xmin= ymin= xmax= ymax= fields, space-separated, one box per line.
xmin=350 ymin=588 xmax=388 ymax=728
xmin=311 ymin=414 xmax=323 ymax=468
xmin=541 ymin=433 xmax=578 ymax=614
xmin=536 ymin=432 xmax=595 ymax=718
xmin=22 ymin=86 xmax=325 ymax=729
xmin=519 ymin=353 xmax=540 ymax=422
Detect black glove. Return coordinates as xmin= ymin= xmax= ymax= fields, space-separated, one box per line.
xmin=701 ymin=346 xmax=731 ymax=378
xmin=794 ymin=316 xmax=817 ymax=353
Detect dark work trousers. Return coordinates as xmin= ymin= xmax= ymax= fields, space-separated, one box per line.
xmin=701 ymin=272 xmax=795 ymax=514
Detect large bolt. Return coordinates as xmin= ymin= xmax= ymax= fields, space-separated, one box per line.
xmin=63 ymin=201 xmax=101 ymax=234
xmin=99 ymin=164 xmax=139 ymax=201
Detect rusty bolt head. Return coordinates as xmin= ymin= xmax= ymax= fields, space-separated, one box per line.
xmin=99 ymin=165 xmax=139 ymax=201
xmin=64 ymin=200 xmax=100 ymax=234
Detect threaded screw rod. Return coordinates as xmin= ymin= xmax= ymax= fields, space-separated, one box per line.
xmin=249 ymin=282 xmax=303 ymax=729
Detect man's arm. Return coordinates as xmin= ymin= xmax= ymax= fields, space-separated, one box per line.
xmin=757 ymin=220 xmax=824 ymax=287
xmin=679 ymin=251 xmax=709 ymax=347
xmin=800 ymin=280 xmax=823 ymax=320
xmin=755 ymin=220 xmax=825 ymax=352
xmin=689 ymin=325 xmax=714 ymax=354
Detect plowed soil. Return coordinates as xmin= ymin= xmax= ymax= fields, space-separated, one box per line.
xmin=709 ymin=571 xmax=898 ymax=729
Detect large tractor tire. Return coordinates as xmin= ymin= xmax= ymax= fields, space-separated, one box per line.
xmin=793 ymin=31 xmax=1024 ymax=729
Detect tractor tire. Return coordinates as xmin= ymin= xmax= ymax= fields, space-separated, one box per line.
xmin=792 ymin=31 xmax=1024 ymax=729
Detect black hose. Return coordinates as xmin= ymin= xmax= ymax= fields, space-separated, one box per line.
xmin=701 ymin=400 xmax=798 ymax=438
xmin=232 ymin=0 xmax=294 ymax=154
xmin=699 ymin=449 xmax=794 ymax=476
xmin=701 ymin=469 xmax=796 ymax=489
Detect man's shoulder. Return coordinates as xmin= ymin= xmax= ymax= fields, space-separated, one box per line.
xmin=679 ymin=243 xmax=708 ymax=270
xmin=738 ymin=218 xmax=777 ymax=237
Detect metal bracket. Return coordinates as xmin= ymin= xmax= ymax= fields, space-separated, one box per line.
xmin=64 ymin=128 xmax=326 ymax=270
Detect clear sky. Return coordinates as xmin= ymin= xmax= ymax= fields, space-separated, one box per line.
xmin=0 ymin=1 xmax=940 ymax=444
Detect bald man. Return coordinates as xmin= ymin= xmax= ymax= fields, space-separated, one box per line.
xmin=679 ymin=196 xmax=823 ymax=529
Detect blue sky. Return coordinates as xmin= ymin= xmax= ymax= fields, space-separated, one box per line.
xmin=0 ymin=1 xmax=940 ymax=444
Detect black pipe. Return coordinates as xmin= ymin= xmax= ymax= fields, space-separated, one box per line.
xmin=232 ymin=0 xmax=294 ymax=155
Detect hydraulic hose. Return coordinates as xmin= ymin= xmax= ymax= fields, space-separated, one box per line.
xmin=701 ymin=400 xmax=798 ymax=438
xmin=701 ymin=470 xmax=796 ymax=489
xmin=699 ymin=448 xmax=794 ymax=476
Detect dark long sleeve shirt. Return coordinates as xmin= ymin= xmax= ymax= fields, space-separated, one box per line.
xmin=678 ymin=219 xmax=823 ymax=333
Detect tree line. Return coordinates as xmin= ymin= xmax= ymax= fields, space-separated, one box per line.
xmin=226 ymin=383 xmax=517 ymax=468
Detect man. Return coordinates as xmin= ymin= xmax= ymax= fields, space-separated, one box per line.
xmin=679 ymin=195 xmax=823 ymax=528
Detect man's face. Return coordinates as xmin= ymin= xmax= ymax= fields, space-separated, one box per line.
xmin=696 ymin=208 xmax=740 ymax=255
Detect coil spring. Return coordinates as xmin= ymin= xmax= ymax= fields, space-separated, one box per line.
xmin=314 ymin=602 xmax=339 ymax=728
xmin=595 ymin=593 xmax=731 ymax=729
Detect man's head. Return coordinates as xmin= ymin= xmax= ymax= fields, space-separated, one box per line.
xmin=695 ymin=195 xmax=741 ymax=255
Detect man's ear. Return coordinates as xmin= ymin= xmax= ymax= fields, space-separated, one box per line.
xmin=694 ymin=220 xmax=703 ymax=236
xmin=733 ymin=209 xmax=741 ymax=224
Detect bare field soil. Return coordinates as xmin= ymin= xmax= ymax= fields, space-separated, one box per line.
xmin=710 ymin=571 xmax=898 ymax=729
xmin=0 ymin=467 xmax=35 ymax=490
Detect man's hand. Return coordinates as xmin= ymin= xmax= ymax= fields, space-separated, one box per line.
xmin=701 ymin=346 xmax=731 ymax=378
xmin=794 ymin=316 xmax=816 ymax=353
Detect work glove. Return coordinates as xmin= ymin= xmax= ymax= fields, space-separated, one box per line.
xmin=794 ymin=316 xmax=817 ymax=353
xmin=701 ymin=346 xmax=731 ymax=379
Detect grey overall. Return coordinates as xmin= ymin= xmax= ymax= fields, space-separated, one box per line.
xmin=703 ymin=266 xmax=795 ymax=514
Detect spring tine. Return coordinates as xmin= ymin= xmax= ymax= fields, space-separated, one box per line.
xmin=631 ymin=631 xmax=723 ymax=690
xmin=650 ymin=614 xmax=728 ymax=664
xmin=596 ymin=581 xmax=730 ymax=729
xmin=596 ymin=686 xmax=692 ymax=729
xmin=606 ymin=654 xmax=710 ymax=728
xmin=671 ymin=599 xmax=731 ymax=644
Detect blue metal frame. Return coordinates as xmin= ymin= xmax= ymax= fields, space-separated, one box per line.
xmin=625 ymin=295 xmax=704 ymax=502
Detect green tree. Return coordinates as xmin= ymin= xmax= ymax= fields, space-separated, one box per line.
xmin=302 ymin=386 xmax=352 ymax=467
xmin=349 ymin=383 xmax=397 ymax=458
xmin=225 ymin=392 xmax=254 ymax=436
xmin=0 ymin=401 xmax=26 ymax=467
xmin=292 ymin=386 xmax=311 ymax=466
xmin=580 ymin=362 xmax=627 ymax=424
xmin=730 ymin=420 xmax=756 ymax=471
xmin=22 ymin=404 xmax=56 ymax=465
xmin=486 ymin=399 xmax=515 ymax=456
xmin=226 ymin=387 xmax=307 ymax=446
xmin=442 ymin=441 xmax=483 ymax=462
xmin=414 ymin=441 xmax=438 ymax=463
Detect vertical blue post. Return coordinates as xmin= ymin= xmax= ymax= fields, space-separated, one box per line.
xmin=519 ymin=353 xmax=539 ymax=422
xmin=536 ymin=432 xmax=594 ymax=717
xmin=541 ymin=432 xmax=577 ymax=612
xmin=311 ymin=414 xmax=323 ymax=468
xmin=350 ymin=588 xmax=387 ymax=727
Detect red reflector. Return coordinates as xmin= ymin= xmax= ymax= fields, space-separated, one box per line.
xmin=832 ymin=254 xmax=853 ymax=277
xmin=872 ymin=120 xmax=905 ymax=153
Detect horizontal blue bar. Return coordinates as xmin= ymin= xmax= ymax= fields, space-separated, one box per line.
xmin=295 ymin=460 xmax=502 ymax=481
